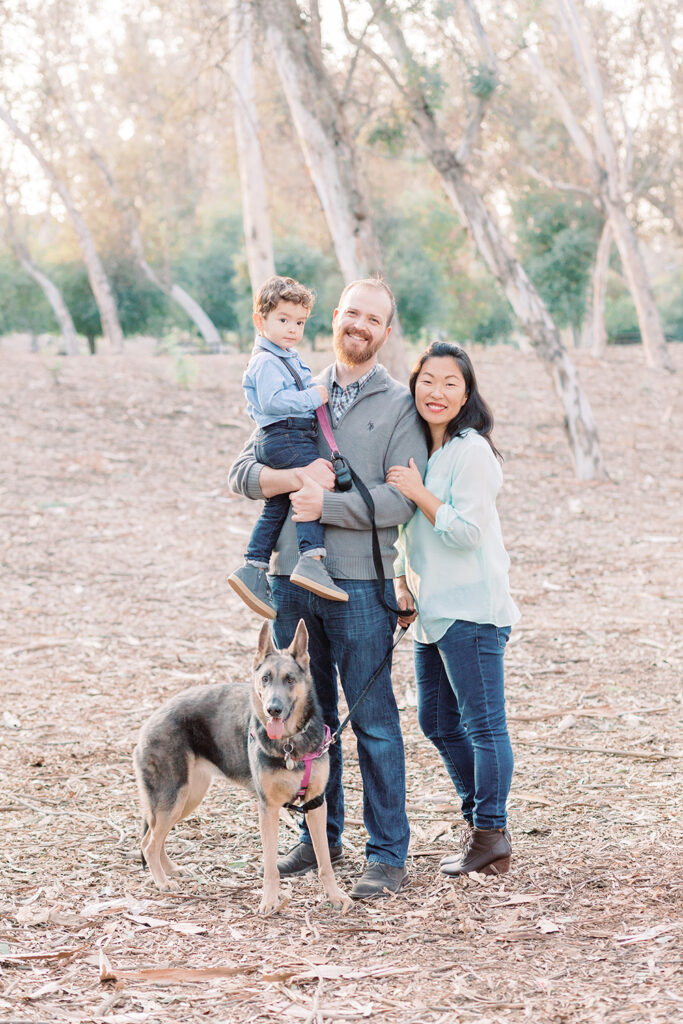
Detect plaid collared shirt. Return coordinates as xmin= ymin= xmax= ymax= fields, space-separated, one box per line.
xmin=329 ymin=365 xmax=378 ymax=427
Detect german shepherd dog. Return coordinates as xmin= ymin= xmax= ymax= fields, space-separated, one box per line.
xmin=134 ymin=619 xmax=350 ymax=915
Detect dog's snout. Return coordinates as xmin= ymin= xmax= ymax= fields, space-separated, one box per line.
xmin=266 ymin=698 xmax=284 ymax=718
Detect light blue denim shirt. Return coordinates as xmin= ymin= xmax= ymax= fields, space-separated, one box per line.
xmin=395 ymin=429 xmax=520 ymax=642
xmin=242 ymin=335 xmax=324 ymax=428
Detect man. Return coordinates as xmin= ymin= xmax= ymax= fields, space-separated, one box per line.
xmin=229 ymin=278 xmax=428 ymax=898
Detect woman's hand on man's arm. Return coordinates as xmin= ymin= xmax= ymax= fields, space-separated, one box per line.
xmin=386 ymin=458 xmax=442 ymax=527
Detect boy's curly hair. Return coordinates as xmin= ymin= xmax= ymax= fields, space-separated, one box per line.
xmin=253 ymin=276 xmax=315 ymax=316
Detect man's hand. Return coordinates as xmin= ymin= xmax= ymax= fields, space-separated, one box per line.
xmin=290 ymin=475 xmax=325 ymax=522
xmin=299 ymin=457 xmax=335 ymax=491
xmin=394 ymin=577 xmax=417 ymax=629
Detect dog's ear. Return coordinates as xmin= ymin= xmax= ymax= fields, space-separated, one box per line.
xmin=287 ymin=618 xmax=310 ymax=668
xmin=254 ymin=621 xmax=275 ymax=667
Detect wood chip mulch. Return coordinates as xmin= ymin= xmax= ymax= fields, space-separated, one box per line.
xmin=0 ymin=338 xmax=681 ymax=1024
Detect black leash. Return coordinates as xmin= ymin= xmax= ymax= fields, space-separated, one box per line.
xmin=332 ymin=624 xmax=408 ymax=743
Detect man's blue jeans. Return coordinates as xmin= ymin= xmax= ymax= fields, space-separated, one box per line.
xmin=270 ymin=576 xmax=409 ymax=867
xmin=245 ymin=418 xmax=324 ymax=564
xmin=414 ymin=620 xmax=513 ymax=830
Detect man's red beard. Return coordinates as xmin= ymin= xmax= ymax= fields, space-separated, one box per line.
xmin=333 ymin=327 xmax=386 ymax=367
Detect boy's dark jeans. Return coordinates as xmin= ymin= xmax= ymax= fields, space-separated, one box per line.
xmin=245 ymin=417 xmax=325 ymax=564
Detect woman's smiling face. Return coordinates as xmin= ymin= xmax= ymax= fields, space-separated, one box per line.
xmin=414 ymin=355 xmax=469 ymax=431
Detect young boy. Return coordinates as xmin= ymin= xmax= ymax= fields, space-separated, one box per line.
xmin=227 ymin=275 xmax=349 ymax=619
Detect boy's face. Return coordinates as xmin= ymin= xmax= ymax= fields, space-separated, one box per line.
xmin=253 ymin=301 xmax=310 ymax=349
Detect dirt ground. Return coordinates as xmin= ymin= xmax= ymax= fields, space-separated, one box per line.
xmin=0 ymin=337 xmax=681 ymax=1024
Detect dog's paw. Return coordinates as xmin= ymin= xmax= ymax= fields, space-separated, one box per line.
xmin=153 ymin=875 xmax=180 ymax=892
xmin=325 ymin=887 xmax=352 ymax=914
xmin=259 ymin=882 xmax=281 ymax=916
xmin=259 ymin=895 xmax=280 ymax=916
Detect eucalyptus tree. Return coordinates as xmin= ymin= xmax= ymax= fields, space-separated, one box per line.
xmin=524 ymin=0 xmax=672 ymax=370
xmin=360 ymin=0 xmax=606 ymax=479
xmin=0 ymin=174 xmax=79 ymax=355
xmin=251 ymin=0 xmax=408 ymax=378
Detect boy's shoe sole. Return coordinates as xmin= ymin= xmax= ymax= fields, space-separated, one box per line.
xmin=290 ymin=572 xmax=350 ymax=602
xmin=227 ymin=574 xmax=277 ymax=619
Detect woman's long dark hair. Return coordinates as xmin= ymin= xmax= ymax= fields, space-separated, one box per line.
xmin=409 ymin=342 xmax=502 ymax=459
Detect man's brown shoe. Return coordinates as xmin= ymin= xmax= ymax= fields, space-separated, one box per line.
xmin=350 ymin=862 xmax=408 ymax=899
xmin=440 ymin=827 xmax=511 ymax=877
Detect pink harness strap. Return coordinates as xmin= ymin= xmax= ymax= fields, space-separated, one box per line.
xmin=295 ymin=724 xmax=332 ymax=800
xmin=315 ymin=406 xmax=339 ymax=453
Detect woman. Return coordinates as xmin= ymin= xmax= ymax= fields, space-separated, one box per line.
xmin=387 ymin=342 xmax=520 ymax=877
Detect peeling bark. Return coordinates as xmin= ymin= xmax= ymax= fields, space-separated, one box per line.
xmin=228 ymin=0 xmax=275 ymax=289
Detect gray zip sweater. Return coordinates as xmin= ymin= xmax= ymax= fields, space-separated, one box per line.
xmin=228 ymin=363 xmax=428 ymax=580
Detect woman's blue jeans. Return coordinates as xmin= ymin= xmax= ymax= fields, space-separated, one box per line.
xmin=270 ymin=576 xmax=409 ymax=867
xmin=245 ymin=418 xmax=324 ymax=564
xmin=414 ymin=620 xmax=513 ymax=829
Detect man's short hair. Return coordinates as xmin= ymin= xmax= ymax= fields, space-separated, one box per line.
xmin=338 ymin=276 xmax=396 ymax=326
xmin=253 ymin=275 xmax=315 ymax=316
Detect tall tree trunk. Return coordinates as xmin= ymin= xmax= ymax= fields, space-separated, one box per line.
xmin=19 ymin=257 xmax=79 ymax=355
xmin=602 ymin=198 xmax=668 ymax=367
xmin=228 ymin=0 xmax=275 ymax=289
xmin=254 ymin=0 xmax=408 ymax=379
xmin=592 ymin=219 xmax=612 ymax=357
xmin=0 ymin=107 xmax=124 ymax=351
xmin=377 ymin=10 xmax=606 ymax=480
xmin=56 ymin=95 xmax=223 ymax=354
xmin=2 ymin=188 xmax=79 ymax=354
xmin=553 ymin=0 xmax=671 ymax=371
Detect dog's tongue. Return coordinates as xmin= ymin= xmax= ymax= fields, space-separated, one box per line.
xmin=266 ymin=717 xmax=285 ymax=740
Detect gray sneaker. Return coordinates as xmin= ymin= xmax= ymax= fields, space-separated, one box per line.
xmin=227 ymin=564 xmax=276 ymax=619
xmin=290 ymin=557 xmax=349 ymax=602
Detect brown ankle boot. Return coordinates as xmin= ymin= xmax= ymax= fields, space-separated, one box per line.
xmin=440 ymin=827 xmax=511 ymax=877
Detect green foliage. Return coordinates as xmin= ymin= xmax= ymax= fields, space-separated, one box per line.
xmin=0 ymin=254 xmax=56 ymax=334
xmin=514 ymin=191 xmax=602 ymax=329
xmin=367 ymin=115 xmax=407 ymax=156
xmin=659 ymin=272 xmax=683 ymax=341
xmin=108 ymin=257 xmax=169 ymax=335
xmin=469 ymin=64 xmax=497 ymax=100
xmin=406 ymin=61 xmax=446 ymax=112
xmin=54 ymin=262 xmax=101 ymax=340
xmin=376 ymin=192 xmax=513 ymax=345
xmin=173 ymin=215 xmax=242 ymax=333
xmin=274 ymin=240 xmax=343 ymax=341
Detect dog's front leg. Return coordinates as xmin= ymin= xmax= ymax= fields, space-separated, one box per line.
xmin=307 ymin=802 xmax=351 ymax=913
xmin=258 ymin=802 xmax=281 ymax=915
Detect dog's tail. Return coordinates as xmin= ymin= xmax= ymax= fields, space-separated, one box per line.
xmin=140 ymin=819 xmax=149 ymax=869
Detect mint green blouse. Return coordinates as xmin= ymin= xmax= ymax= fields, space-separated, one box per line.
xmin=395 ymin=429 xmax=520 ymax=643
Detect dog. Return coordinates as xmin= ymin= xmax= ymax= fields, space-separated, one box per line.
xmin=133 ymin=619 xmax=350 ymax=915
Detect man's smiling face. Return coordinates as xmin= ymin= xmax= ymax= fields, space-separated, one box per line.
xmin=332 ymin=284 xmax=392 ymax=367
